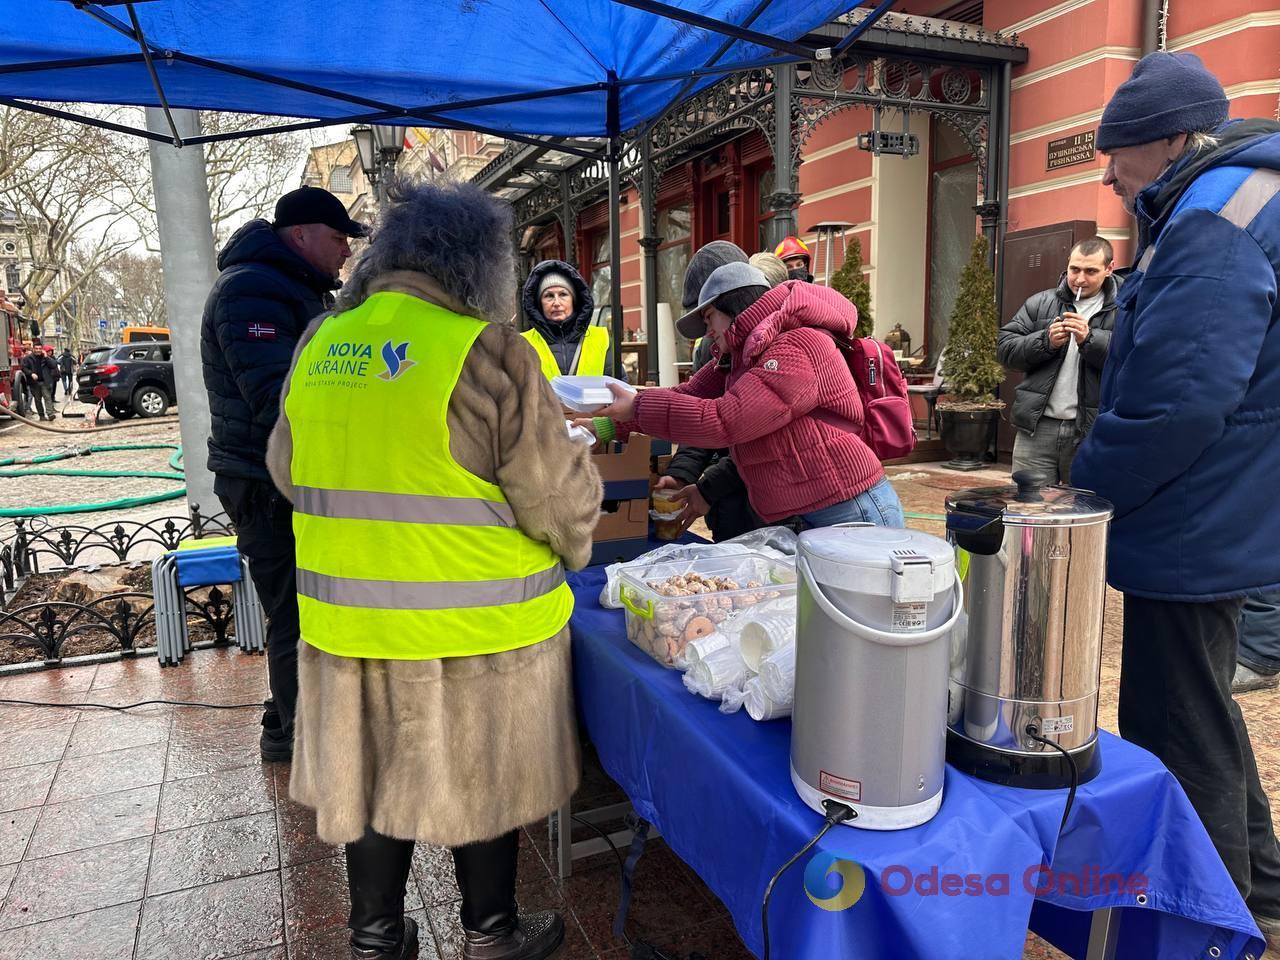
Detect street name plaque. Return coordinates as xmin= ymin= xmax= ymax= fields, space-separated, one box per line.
xmin=1047 ymin=130 xmax=1096 ymax=170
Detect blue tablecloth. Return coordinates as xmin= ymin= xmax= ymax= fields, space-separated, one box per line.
xmin=568 ymin=566 xmax=1265 ymax=959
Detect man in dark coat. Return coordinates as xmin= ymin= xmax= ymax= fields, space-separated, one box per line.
xmin=57 ymin=348 xmax=74 ymax=398
xmin=21 ymin=344 xmax=57 ymax=421
xmin=996 ymin=237 xmax=1118 ymax=484
xmin=201 ymin=186 xmax=366 ymax=761
xmin=1073 ymin=53 xmax=1280 ymax=939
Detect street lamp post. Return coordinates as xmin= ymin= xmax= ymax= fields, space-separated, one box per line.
xmin=351 ymin=123 xmax=408 ymax=208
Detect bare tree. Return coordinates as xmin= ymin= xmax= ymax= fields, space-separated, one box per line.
xmin=105 ymin=251 xmax=166 ymax=327
xmin=130 ymin=111 xmax=310 ymax=247
xmin=0 ymin=106 xmax=144 ymax=339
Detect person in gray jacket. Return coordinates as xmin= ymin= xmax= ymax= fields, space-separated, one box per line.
xmin=996 ymin=237 xmax=1119 ymax=484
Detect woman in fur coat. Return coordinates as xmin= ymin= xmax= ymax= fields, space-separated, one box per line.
xmin=267 ymin=180 xmax=602 ymax=960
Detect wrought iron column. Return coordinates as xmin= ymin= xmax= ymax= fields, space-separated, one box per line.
xmin=512 ymin=222 xmax=528 ymax=330
xmin=639 ymin=133 xmax=661 ymax=384
xmin=995 ymin=62 xmax=1012 ymax=323
xmin=559 ymin=171 xmax=578 ymax=268
xmin=766 ymin=62 xmax=801 ymax=249
xmin=976 ymin=63 xmax=1002 ymax=273
xmin=607 ymin=72 xmax=625 ymax=381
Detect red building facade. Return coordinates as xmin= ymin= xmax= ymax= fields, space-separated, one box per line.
xmin=492 ymin=1 xmax=1278 ymax=378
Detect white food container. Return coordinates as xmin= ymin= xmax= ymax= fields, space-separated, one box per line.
xmin=552 ymin=375 xmax=636 ymax=413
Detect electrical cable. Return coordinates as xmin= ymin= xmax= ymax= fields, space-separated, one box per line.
xmin=1025 ymin=725 xmax=1080 ymax=839
xmin=568 ymin=813 xmax=634 ymax=949
xmin=761 ymin=799 xmax=856 ymax=960
xmin=569 ymin=813 xmax=707 ymax=958
xmin=0 ymin=696 xmax=261 ymax=712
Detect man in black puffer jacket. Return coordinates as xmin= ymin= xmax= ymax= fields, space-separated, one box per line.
xmin=201 ymin=186 xmax=366 ymax=761
xmin=996 ymin=237 xmax=1120 ymax=484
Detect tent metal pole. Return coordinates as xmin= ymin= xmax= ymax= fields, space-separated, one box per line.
xmin=635 ymin=0 xmax=776 ymax=143
xmin=184 ymin=114 xmax=606 ymax=160
xmin=76 ymin=3 xmax=147 ymax=44
xmin=126 ymin=3 xmax=181 ymax=145
xmin=606 ymin=72 xmax=624 ymax=382
xmin=607 ymin=0 xmax=823 ymax=60
xmin=0 ymin=96 xmax=170 ymax=142
xmin=0 ymin=53 xmax=145 ymax=76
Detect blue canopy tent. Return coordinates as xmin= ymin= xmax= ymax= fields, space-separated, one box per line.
xmin=0 ymin=0 xmax=897 ymax=373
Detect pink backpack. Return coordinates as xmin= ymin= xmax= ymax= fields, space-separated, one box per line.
xmin=828 ymin=335 xmax=917 ymax=460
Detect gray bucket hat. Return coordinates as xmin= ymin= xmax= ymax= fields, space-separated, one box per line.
xmin=676 ymin=262 xmax=770 ymax=339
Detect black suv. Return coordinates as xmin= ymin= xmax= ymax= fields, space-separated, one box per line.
xmin=76 ymin=342 xmax=177 ymax=419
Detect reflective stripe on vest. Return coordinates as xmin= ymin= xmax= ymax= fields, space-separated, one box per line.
xmin=294 ymin=486 xmax=516 ymax=527
xmin=1136 ymin=169 xmax=1280 ymax=276
xmin=286 ymin=291 xmax=573 ymax=660
xmin=521 ymin=324 xmax=609 ymax=379
xmin=297 ymin=563 xmax=564 ymax=610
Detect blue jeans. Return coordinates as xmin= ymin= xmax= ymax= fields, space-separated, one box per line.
xmin=1238 ymin=592 xmax=1280 ymax=675
xmin=800 ymin=476 xmax=904 ymax=529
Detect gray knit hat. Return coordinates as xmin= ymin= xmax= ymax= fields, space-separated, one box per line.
xmin=1097 ymin=52 xmax=1228 ymax=152
xmin=538 ymin=271 xmax=574 ymax=300
xmin=681 ymin=241 xmax=748 ymax=310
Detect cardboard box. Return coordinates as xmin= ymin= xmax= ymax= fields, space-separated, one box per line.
xmin=595 ymin=496 xmax=648 ymax=541
xmin=590 ymin=436 xmax=653 ymax=565
xmin=593 ymin=434 xmax=651 ymax=502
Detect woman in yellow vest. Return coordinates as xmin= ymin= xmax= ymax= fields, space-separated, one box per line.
xmin=266 ymin=181 xmax=602 ymax=960
xmin=519 ymin=259 xmax=611 ymax=379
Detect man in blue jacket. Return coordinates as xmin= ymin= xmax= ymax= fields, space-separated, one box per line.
xmin=201 ymin=187 xmax=366 ymax=762
xmin=1073 ymin=52 xmax=1280 ymax=937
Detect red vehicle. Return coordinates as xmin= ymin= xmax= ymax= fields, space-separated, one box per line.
xmin=0 ymin=295 xmax=27 ymax=413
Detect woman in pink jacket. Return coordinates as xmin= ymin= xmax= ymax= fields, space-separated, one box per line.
xmin=594 ymin=261 xmax=904 ymax=528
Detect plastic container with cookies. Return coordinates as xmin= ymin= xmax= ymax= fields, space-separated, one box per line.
xmin=618 ymin=554 xmax=796 ymax=667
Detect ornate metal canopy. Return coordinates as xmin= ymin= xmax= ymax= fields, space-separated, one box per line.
xmin=479 ymin=10 xmax=1026 ymax=238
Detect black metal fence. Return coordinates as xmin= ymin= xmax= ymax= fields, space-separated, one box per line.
xmin=0 ymin=506 xmax=242 ymax=665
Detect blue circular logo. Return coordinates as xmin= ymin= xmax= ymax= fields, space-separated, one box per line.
xmin=803 ymin=852 xmax=866 ymax=911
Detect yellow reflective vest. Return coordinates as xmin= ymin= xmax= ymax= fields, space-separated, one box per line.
xmin=285 ymin=291 xmax=573 ymax=660
xmin=521 ymin=324 xmax=610 ymax=380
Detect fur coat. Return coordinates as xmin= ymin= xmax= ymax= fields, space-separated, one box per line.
xmin=266 ymin=270 xmax=603 ymax=847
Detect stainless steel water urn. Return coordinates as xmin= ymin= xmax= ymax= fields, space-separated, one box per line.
xmin=791 ymin=525 xmax=960 ymax=830
xmin=944 ymin=473 xmax=1113 ymax=788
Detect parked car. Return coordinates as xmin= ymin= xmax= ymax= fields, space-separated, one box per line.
xmin=76 ymin=341 xmax=176 ymax=419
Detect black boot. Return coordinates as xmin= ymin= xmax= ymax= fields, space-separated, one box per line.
xmin=259 ymin=699 xmax=292 ymax=762
xmin=453 ymin=831 xmax=564 ymax=960
xmin=346 ymin=826 xmax=418 ymax=959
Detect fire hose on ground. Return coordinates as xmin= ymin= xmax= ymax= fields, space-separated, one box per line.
xmin=0 ymin=442 xmax=186 ymax=516
xmin=0 ymin=400 xmax=181 ymax=434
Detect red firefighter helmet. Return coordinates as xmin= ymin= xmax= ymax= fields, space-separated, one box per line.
xmin=774 ymin=236 xmax=811 ymax=266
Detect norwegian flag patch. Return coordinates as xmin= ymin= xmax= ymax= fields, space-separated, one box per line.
xmin=247 ymin=323 xmax=277 ymax=341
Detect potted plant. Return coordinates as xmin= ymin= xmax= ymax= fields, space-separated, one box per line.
xmin=830 ymin=237 xmax=874 ymax=338
xmin=935 ymin=234 xmax=1006 ymax=470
